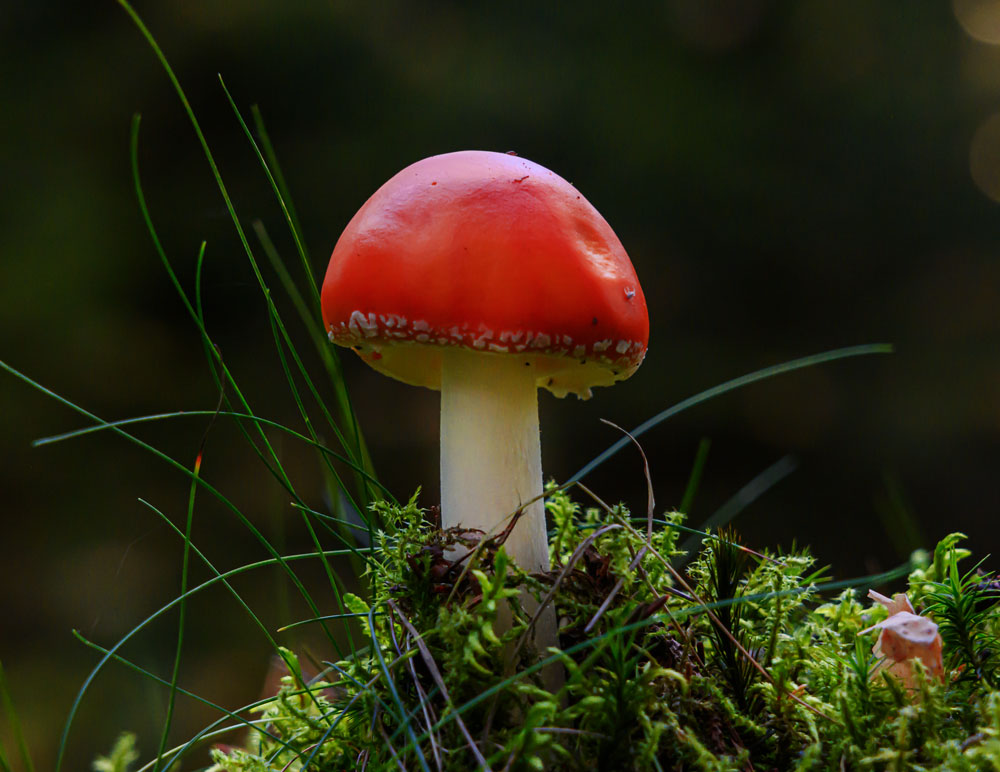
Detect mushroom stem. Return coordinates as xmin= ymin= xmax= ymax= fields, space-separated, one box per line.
xmin=439 ymin=348 xmax=549 ymax=573
xmin=440 ymin=348 xmax=561 ymax=690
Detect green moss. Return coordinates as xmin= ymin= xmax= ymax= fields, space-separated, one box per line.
xmin=171 ymin=493 xmax=1000 ymax=770
xmin=93 ymin=733 xmax=139 ymax=772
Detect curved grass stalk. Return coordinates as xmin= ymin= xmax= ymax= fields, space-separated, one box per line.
xmin=35 ymin=406 xmax=391 ymax=551
xmin=568 ymin=343 xmax=893 ymax=485
xmin=0 ymin=351 xmax=367 ymax=771
xmin=278 ymin=611 xmax=381 ymax=634
xmin=676 ymin=453 xmax=799 ymax=562
xmin=127 ymin=110 xmax=369 ymax=593
xmin=116 ymin=5 xmax=386 ymax=693
xmin=153 ymin=451 xmax=202 ymax=770
xmin=55 ymin=544 xmax=367 ymax=772
xmin=73 ymin=632 xmax=289 ymax=751
xmin=122 ymin=55 xmax=378 ymax=673
xmin=127 ymin=115 xmax=372 ymax=542
xmin=117 ymin=0 xmax=377 ymax=518
xmin=219 ymin=81 xmax=373 ymax=510
xmin=0 ymin=660 xmax=35 ymax=772
xmin=0 ymin=357 xmax=379 ymax=766
xmin=33 ymin=409 xmax=393 ymax=502
xmin=367 ymin=605 xmax=433 ymax=772
xmin=137 ymin=495 xmax=343 ymax=751
xmin=2 ymin=357 xmax=362 ymax=638
xmin=126 ymin=116 xmax=306 ymax=511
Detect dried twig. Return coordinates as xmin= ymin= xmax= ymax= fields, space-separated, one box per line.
xmin=387 ymin=599 xmax=494 ymax=771
xmin=386 ymin=603 xmax=443 ymax=771
xmin=575 ymin=484 xmax=838 ymax=725
xmin=510 ymin=523 xmax=623 ymax=663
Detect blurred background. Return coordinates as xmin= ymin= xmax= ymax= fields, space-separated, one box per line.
xmin=2 ymin=0 xmax=999 ymax=767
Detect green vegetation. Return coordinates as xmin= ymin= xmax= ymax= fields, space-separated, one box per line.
xmin=4 ymin=4 xmax=990 ymax=770
xmin=183 ymin=498 xmax=999 ymax=771
xmin=93 ymin=734 xmax=139 ymax=772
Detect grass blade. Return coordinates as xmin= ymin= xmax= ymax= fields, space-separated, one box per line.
xmin=250 ymin=104 xmax=311 ymax=287
xmin=0 ymin=357 xmax=349 ymax=771
xmin=677 ymin=454 xmax=799 ymax=560
xmin=368 ymin=606 xmax=432 ymax=772
xmin=0 ymin=660 xmax=34 ymax=772
xmin=568 ymin=343 xmax=893 ymax=484
xmin=58 ymin=544 xmax=367 ymax=772
xmin=121 ymin=3 xmax=376 ymax=524
xmin=137 ymin=497 xmax=341 ymax=730
xmin=153 ymin=449 xmax=203 ymax=771
xmin=220 ymin=77 xmax=376 ymax=512
xmin=678 ymin=437 xmax=711 ymax=516
xmin=33 ymin=409 xmax=392 ymax=501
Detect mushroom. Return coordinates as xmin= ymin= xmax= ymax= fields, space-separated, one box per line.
xmin=321 ymin=150 xmax=649 ymax=575
xmin=860 ymin=590 xmax=944 ymax=690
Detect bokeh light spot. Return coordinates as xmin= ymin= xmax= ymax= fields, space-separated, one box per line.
xmin=954 ymin=0 xmax=1000 ymax=45
xmin=969 ymin=113 xmax=1000 ymax=202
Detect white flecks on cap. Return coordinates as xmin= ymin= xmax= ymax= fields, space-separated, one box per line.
xmin=472 ymin=329 xmax=494 ymax=349
xmin=329 ymin=311 xmax=645 ymax=368
xmin=348 ymin=310 xmax=378 ymax=337
xmin=381 ymin=314 xmax=406 ymax=328
xmin=499 ymin=330 xmax=524 ymax=344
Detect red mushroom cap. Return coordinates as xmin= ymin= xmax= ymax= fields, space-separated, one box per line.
xmin=321 ymin=150 xmax=649 ymax=398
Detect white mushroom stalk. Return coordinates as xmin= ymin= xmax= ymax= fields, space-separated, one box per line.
xmin=439 ymin=348 xmax=548 ymax=572
xmin=439 ymin=347 xmax=558 ymax=687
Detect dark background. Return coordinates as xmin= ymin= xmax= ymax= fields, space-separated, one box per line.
xmin=3 ymin=1 xmax=1000 ymax=767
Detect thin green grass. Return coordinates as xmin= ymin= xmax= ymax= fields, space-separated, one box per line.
xmin=0 ymin=660 xmax=35 ymax=772
xmin=676 ymin=453 xmax=799 ymax=561
xmin=568 ymin=342 xmax=894 ymax=485
xmin=33 ymin=410 xmax=390 ymax=495
xmin=117 ymin=22 xmax=382 ymax=710
xmin=0 ymin=1 xmax=912 ymax=769
xmin=60 ymin=543 xmax=369 ymax=772
xmin=678 ymin=436 xmax=711 ymax=517
xmin=152 ymin=448 xmax=201 ymax=772
xmin=221 ymin=79 xmax=370 ymax=492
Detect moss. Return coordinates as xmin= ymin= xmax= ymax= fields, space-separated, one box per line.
xmin=93 ymin=733 xmax=140 ymax=772
xmin=143 ymin=492 xmax=1000 ymax=771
